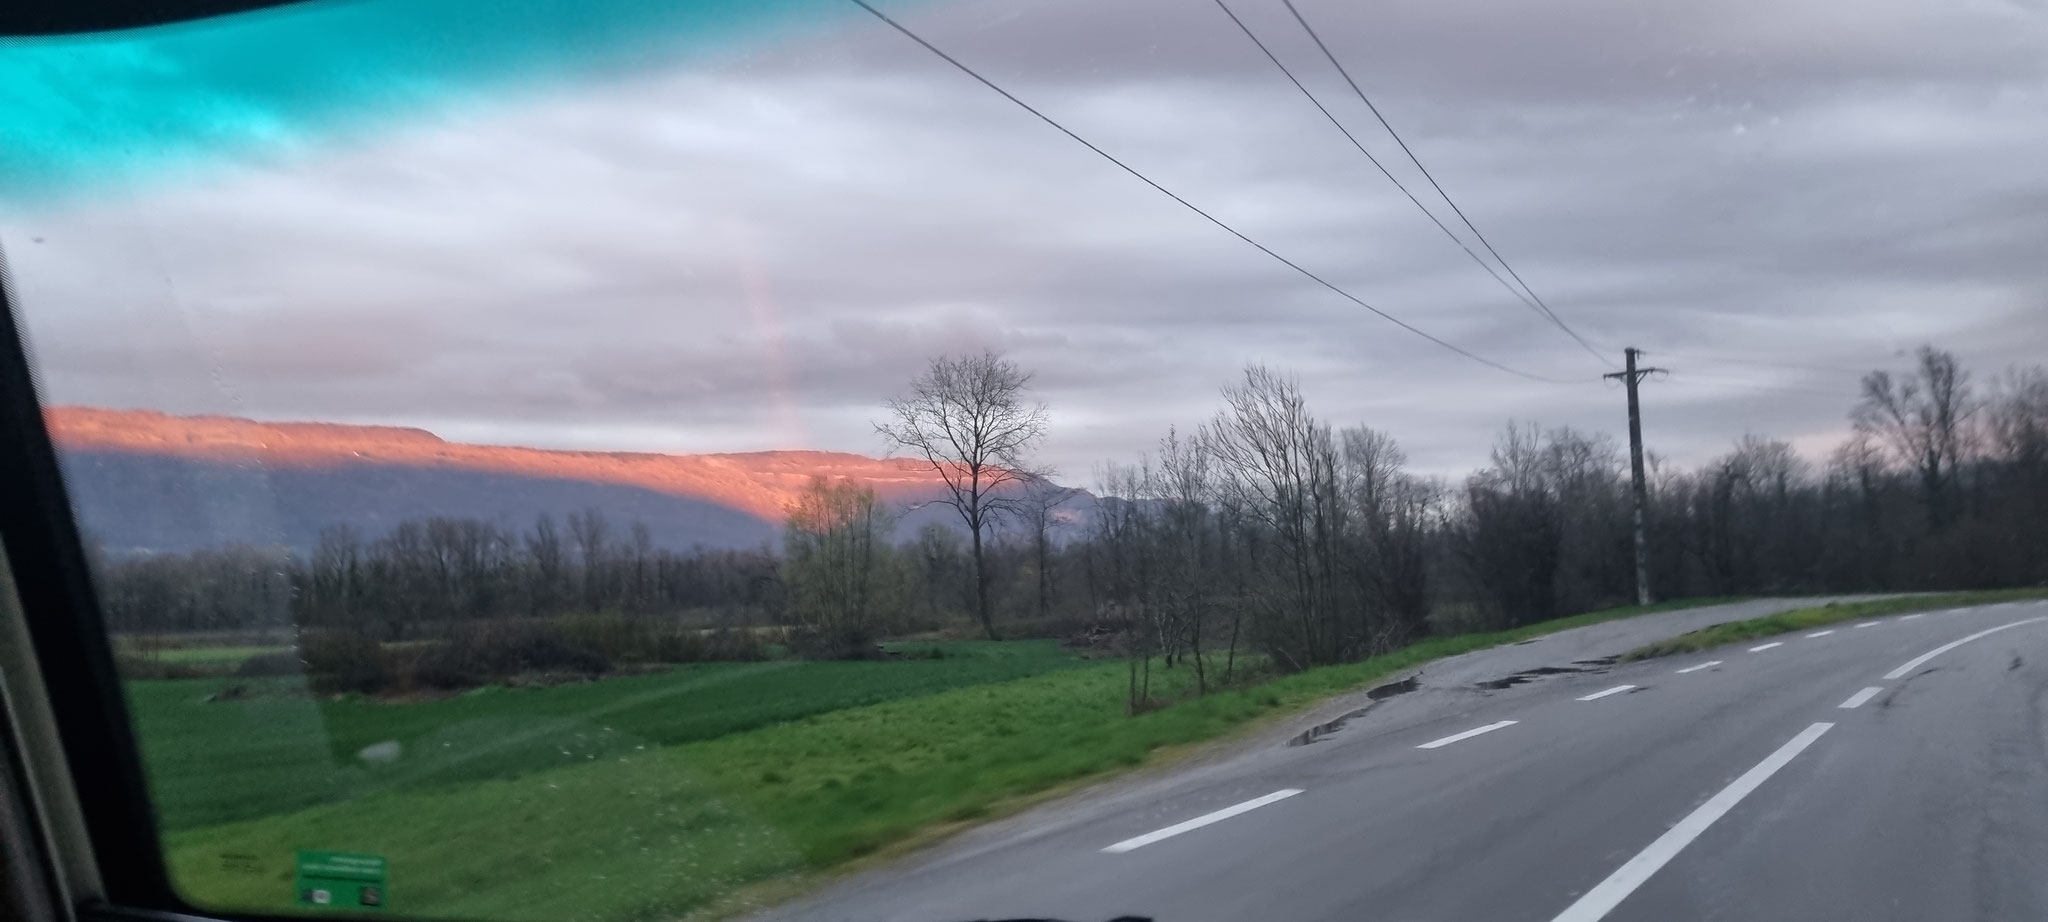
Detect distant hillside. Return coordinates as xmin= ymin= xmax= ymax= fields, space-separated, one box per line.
xmin=45 ymin=407 xmax=1091 ymax=555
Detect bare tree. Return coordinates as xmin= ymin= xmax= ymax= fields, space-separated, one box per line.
xmin=1456 ymin=422 xmax=1564 ymax=628
xmin=1539 ymin=427 xmax=1631 ymax=613
xmin=1203 ymin=365 xmax=1350 ymax=669
xmin=1988 ymin=368 xmax=2048 ymax=467
xmin=371 ymin=520 xmax=435 ymax=637
xmin=1017 ymin=474 xmax=1081 ymax=622
xmin=782 ymin=477 xmax=900 ymax=658
xmin=877 ymin=351 xmax=1049 ymax=640
xmin=1855 ymin=346 xmax=1975 ymax=530
xmin=1090 ymin=459 xmax=1160 ymax=710
xmin=1154 ymin=427 xmax=1215 ymax=692
xmin=908 ymin=522 xmax=967 ymax=625
xmin=627 ymin=521 xmax=655 ymax=612
xmin=526 ymin=514 xmax=566 ymax=616
xmin=1982 ymin=368 xmax=2048 ymax=582
xmin=568 ymin=508 xmax=610 ymax=611
xmin=306 ymin=524 xmax=363 ymax=630
xmin=1339 ymin=426 xmax=1431 ymax=646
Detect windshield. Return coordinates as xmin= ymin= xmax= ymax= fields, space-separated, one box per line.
xmin=5 ymin=0 xmax=2048 ymax=920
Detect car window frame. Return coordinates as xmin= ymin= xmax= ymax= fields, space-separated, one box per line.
xmin=0 ymin=258 xmax=243 ymax=922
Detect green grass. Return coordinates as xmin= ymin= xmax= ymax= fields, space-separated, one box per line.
xmin=131 ymin=640 xmax=1088 ymax=830
xmin=1618 ymin=589 xmax=2048 ymax=661
xmin=168 ymin=745 xmax=810 ymax=922
xmin=158 ymin=597 xmax=1755 ymax=922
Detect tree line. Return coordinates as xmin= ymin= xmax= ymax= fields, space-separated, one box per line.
xmin=1117 ymin=349 xmax=2044 ymax=704
xmin=94 ymin=346 xmax=2048 ymax=708
xmin=822 ymin=347 xmax=2048 ymax=708
xmin=92 ymin=510 xmax=781 ymax=640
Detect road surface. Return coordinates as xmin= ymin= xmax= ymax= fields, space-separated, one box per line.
xmin=751 ymin=597 xmax=2048 ymax=922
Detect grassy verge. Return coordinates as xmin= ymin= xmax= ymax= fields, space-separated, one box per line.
xmin=160 ymin=597 xmax=1747 ymax=922
xmin=1618 ymin=589 xmax=2048 ymax=661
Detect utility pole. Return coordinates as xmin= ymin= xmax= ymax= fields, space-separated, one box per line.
xmin=1605 ymin=347 xmax=1664 ymax=606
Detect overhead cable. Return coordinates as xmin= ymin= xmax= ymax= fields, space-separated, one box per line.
xmin=849 ymin=0 xmax=1576 ymax=383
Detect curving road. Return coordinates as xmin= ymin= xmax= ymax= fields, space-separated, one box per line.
xmin=753 ymin=597 xmax=2048 ymax=922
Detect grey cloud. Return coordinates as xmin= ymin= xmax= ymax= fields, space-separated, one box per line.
xmin=5 ymin=0 xmax=2046 ymax=481
xmin=790 ymin=0 xmax=2048 ymax=108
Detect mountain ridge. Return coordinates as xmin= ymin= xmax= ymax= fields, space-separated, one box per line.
xmin=43 ymin=406 xmax=1084 ymax=554
xmin=46 ymin=406 xmax=950 ymax=523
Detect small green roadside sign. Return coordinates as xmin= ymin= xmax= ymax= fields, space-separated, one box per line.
xmin=295 ymin=850 xmax=387 ymax=911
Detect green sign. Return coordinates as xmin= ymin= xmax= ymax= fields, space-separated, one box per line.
xmin=295 ymin=850 xmax=387 ymax=911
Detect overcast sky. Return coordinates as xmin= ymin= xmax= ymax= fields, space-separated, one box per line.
xmin=4 ymin=0 xmax=2046 ymax=481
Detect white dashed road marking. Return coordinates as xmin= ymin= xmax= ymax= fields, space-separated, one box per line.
xmin=1577 ymin=685 xmax=1636 ymax=701
xmin=1805 ymin=630 xmax=1835 ymax=638
xmin=1417 ymin=720 xmax=1518 ymax=750
xmin=1101 ymin=789 xmax=1303 ymax=853
xmin=1854 ymin=622 xmax=1878 ymax=629
xmin=1749 ymin=642 xmax=1783 ymax=652
xmin=1675 ymin=661 xmax=1721 ymax=674
xmin=1838 ymin=687 xmax=1883 ymax=709
xmin=1902 ymin=613 xmax=1923 ymax=620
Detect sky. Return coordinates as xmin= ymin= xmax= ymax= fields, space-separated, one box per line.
xmin=3 ymin=0 xmax=2046 ymax=482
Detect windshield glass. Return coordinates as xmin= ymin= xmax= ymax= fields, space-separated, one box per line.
xmin=5 ymin=0 xmax=2048 ymax=920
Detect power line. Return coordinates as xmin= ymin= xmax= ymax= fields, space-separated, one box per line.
xmin=1280 ymin=0 xmax=1611 ymax=366
xmin=848 ymin=0 xmax=1575 ymax=384
xmin=1214 ymin=0 xmax=1609 ymax=370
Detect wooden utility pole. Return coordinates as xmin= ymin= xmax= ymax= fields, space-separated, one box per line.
xmin=1605 ymin=348 xmax=1663 ymax=605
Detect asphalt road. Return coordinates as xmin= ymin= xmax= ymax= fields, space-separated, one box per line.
xmin=752 ymin=597 xmax=2048 ymax=922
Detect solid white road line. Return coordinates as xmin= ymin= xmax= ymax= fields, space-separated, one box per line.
xmin=1101 ymin=789 xmax=1303 ymax=853
xmin=1749 ymin=642 xmax=1784 ymax=652
xmin=1838 ymin=686 xmax=1883 ymax=709
xmin=1546 ymin=722 xmax=1834 ymax=922
xmin=1675 ymin=661 xmax=1721 ymax=674
xmin=1882 ymin=617 xmax=2048 ymax=680
xmin=1577 ymin=685 xmax=1636 ymax=701
xmin=1805 ymin=630 xmax=1835 ymax=638
xmin=1416 ymin=720 xmax=1518 ymax=750
xmin=1854 ymin=621 xmax=1878 ymax=629
xmin=1902 ymin=613 xmax=1923 ymax=620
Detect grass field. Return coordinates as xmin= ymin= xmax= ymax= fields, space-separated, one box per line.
xmin=1618 ymin=588 xmax=2048 ymax=660
xmin=150 ymin=597 xmax=1757 ymax=922
xmin=132 ymin=640 xmax=1089 ymax=830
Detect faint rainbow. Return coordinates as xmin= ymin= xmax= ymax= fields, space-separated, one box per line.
xmin=731 ymin=221 xmax=808 ymax=452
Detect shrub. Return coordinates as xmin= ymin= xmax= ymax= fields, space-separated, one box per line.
xmin=400 ymin=644 xmax=476 ymax=691
xmin=292 ymin=618 xmax=772 ymax=695
xmin=703 ymin=626 xmax=770 ymax=662
xmin=404 ymin=621 xmax=611 ymax=690
xmin=234 ymin=651 xmax=304 ymax=677
xmin=112 ymin=655 xmax=215 ymax=680
xmin=550 ymin=612 xmax=650 ymax=663
xmin=549 ymin=612 xmax=773 ymax=664
xmin=999 ymin=612 xmax=1101 ymax=641
xmin=784 ymin=627 xmax=878 ymax=661
xmin=550 ymin=612 xmax=772 ymax=664
xmin=301 ymin=631 xmax=390 ymax=695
